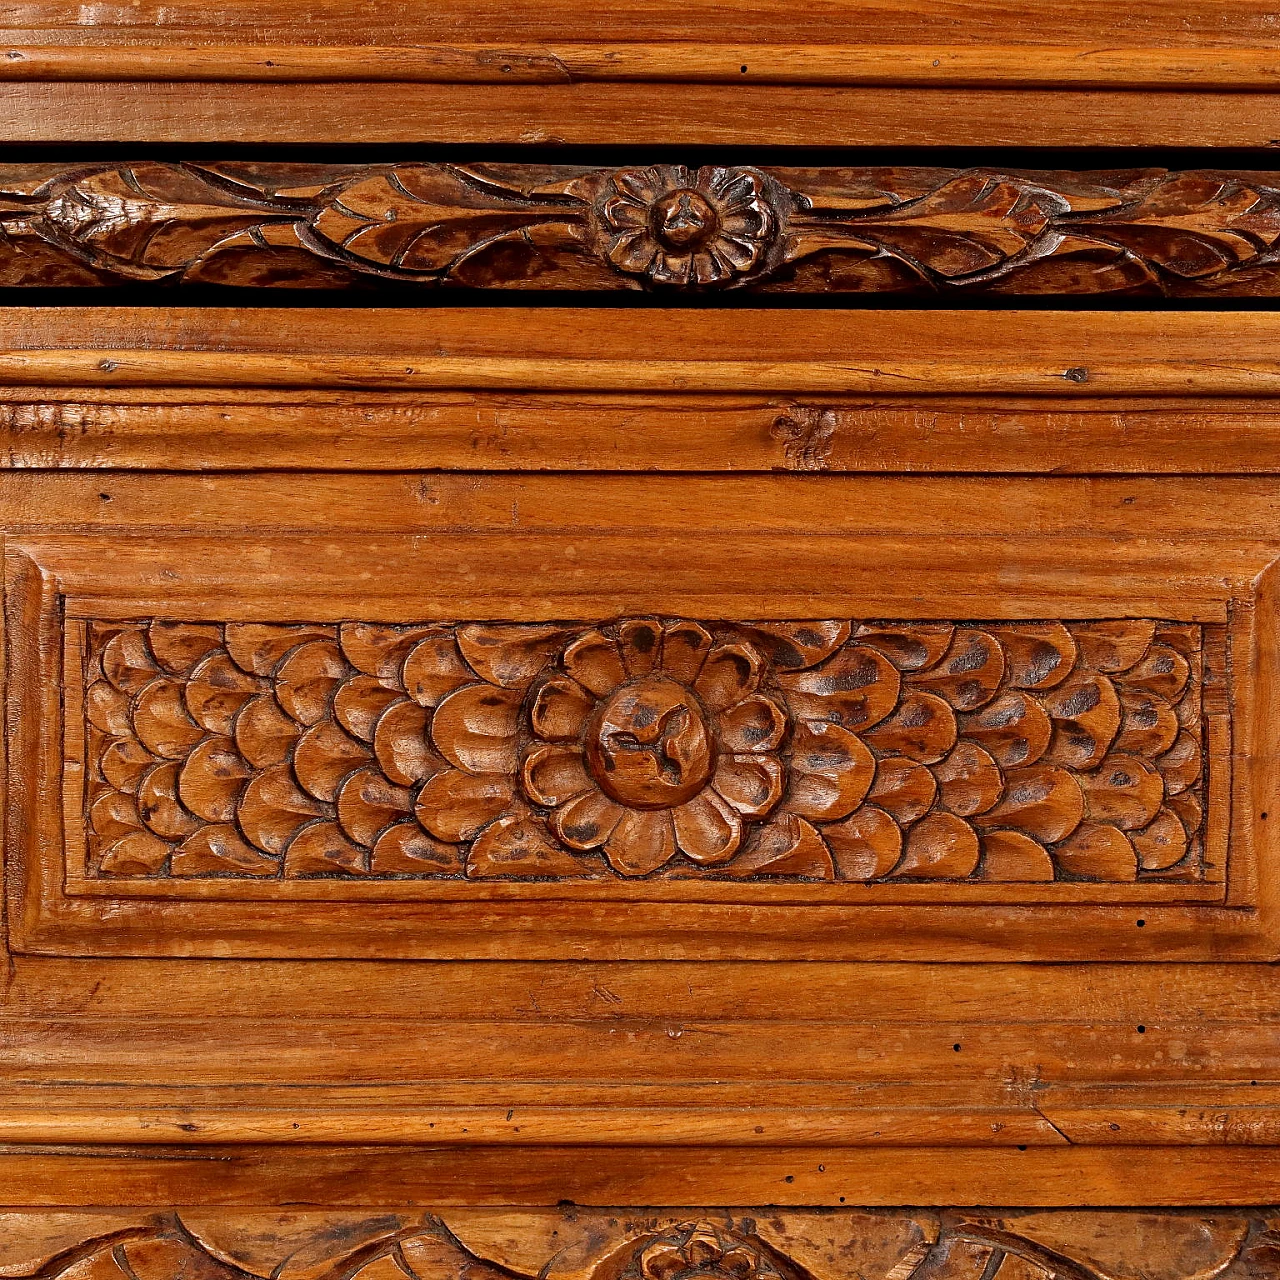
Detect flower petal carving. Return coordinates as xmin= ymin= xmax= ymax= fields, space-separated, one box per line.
xmin=238 ymin=765 xmax=326 ymax=854
xmin=178 ymin=736 xmax=251 ymax=822
xmin=133 ymin=677 xmax=205 ymax=758
xmin=455 ymin=623 xmax=573 ymax=688
xmin=604 ymin=809 xmax=677 ymax=876
xmin=431 ymin=684 xmax=522 ymax=774
xmin=416 ymin=768 xmax=517 ymax=843
xmin=521 ymin=742 xmax=593 ymax=808
xmin=551 ymin=787 xmax=626 ymax=852
xmin=470 ymin=810 xmax=600 ymax=878
xmin=783 ymin=721 xmax=873 ymax=821
xmin=672 ymin=790 xmax=742 ymax=865
xmin=530 ymin=675 xmax=595 ymax=742
xmin=372 ymin=699 xmax=440 ymax=786
xmin=403 ymin=632 xmax=475 ymax=707
xmin=778 ymin=644 xmax=901 ymax=731
xmin=713 ymin=753 xmax=786 ymax=819
xmin=822 ymin=806 xmax=903 ymax=881
xmin=719 ymin=693 xmax=787 ymax=753
xmin=184 ymin=652 xmax=264 ymax=735
xmin=562 ymin=629 xmax=628 ymax=697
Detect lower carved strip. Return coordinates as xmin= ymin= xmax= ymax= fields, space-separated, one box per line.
xmin=3 ymin=1209 xmax=1276 ymax=1280
xmin=80 ymin=617 xmax=1211 ymax=885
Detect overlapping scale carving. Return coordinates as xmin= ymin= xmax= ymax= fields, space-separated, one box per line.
xmin=83 ymin=618 xmax=1212 ymax=884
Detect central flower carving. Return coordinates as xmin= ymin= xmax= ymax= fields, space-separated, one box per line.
xmin=587 ymin=677 xmax=715 ymax=809
xmin=523 ymin=619 xmax=787 ymax=875
xmin=599 ymin=165 xmax=778 ymax=287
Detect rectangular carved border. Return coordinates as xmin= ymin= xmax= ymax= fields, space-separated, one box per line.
xmin=5 ymin=520 xmax=1275 ymax=961
xmin=0 ymin=1207 xmax=1276 ymax=1280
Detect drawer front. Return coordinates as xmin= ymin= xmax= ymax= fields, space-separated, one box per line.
xmin=5 ymin=469 xmax=1272 ymax=961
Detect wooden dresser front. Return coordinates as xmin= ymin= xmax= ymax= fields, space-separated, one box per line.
xmin=2 ymin=6 xmax=1280 ymax=1279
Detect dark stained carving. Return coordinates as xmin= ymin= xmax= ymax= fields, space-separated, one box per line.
xmin=81 ymin=617 xmax=1210 ymax=884
xmin=4 ymin=162 xmax=1280 ymax=294
xmin=3 ymin=1207 xmax=1279 ymax=1280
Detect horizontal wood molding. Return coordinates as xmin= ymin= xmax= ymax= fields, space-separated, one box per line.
xmin=9 ymin=163 xmax=1280 ymax=294
xmin=6 ymin=309 xmax=1280 ymax=397
xmin=0 ymin=1207 xmax=1277 ymax=1280
xmin=7 ymin=43 xmax=1280 ymax=88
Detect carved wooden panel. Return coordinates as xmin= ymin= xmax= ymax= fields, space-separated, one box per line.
xmin=80 ymin=617 xmax=1212 ymax=886
xmin=2 ymin=1208 xmax=1278 ymax=1280
xmin=7 ymin=162 xmax=1280 ymax=295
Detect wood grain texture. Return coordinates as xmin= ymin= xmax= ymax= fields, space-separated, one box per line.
xmin=0 ymin=1207 xmax=1276 ymax=1280
xmin=7 ymin=308 xmax=1280 ymax=400
xmin=78 ymin=617 xmax=1210 ymax=886
xmin=9 ymin=163 xmax=1280 ymax=294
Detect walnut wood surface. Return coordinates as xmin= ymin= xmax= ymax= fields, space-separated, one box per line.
xmin=10 ymin=163 xmax=1280 ymax=295
xmin=0 ymin=1208 xmax=1277 ymax=1280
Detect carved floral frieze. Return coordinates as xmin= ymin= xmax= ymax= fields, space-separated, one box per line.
xmin=4 ymin=1208 xmax=1278 ymax=1280
xmin=81 ymin=616 xmax=1209 ymax=884
xmin=4 ymin=161 xmax=1280 ymax=293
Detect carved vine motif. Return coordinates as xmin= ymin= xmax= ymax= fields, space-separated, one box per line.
xmin=6 ymin=1208 xmax=1279 ymax=1280
xmin=3 ymin=162 xmax=1280 ymax=293
xmin=83 ymin=617 xmax=1207 ymax=883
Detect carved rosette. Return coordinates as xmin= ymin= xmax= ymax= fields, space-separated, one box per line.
xmin=83 ymin=616 xmax=1208 ymax=884
xmin=597 ymin=166 xmax=779 ymax=286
